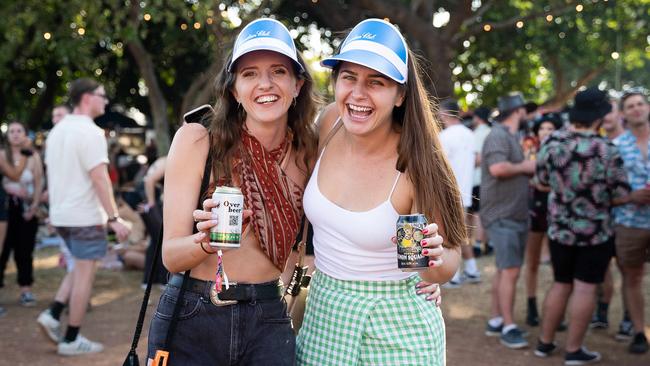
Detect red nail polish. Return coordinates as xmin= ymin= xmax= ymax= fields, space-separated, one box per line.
xmin=422 ymin=228 xmax=429 ymax=235
xmin=429 ymin=260 xmax=435 ymax=267
xmin=423 ymin=249 xmax=429 ymax=255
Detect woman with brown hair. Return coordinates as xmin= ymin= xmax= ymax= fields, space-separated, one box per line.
xmin=0 ymin=122 xmax=43 ymax=307
xmin=296 ymin=19 xmax=465 ymax=366
xmin=146 ymin=18 xmax=318 ymax=365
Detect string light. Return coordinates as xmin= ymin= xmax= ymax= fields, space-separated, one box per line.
xmin=546 ymin=14 xmax=554 ymax=22
xmin=144 ymin=13 xmax=151 ymax=21
xmin=516 ymin=21 xmax=524 ymax=28
xmin=43 ymin=32 xmax=52 ymax=40
xmin=206 ymin=17 xmax=213 ymax=24
xmin=77 ymin=28 xmax=85 ymax=35
xmin=193 ymin=22 xmax=201 ymax=29
xmin=180 ymin=23 xmax=188 ymax=30
xmin=576 ymin=4 xmax=584 ymax=12
xmin=483 ymin=24 xmax=492 ymax=32
xmin=611 ymin=52 xmax=620 ymax=60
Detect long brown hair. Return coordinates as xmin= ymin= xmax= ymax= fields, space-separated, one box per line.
xmin=401 ymin=52 xmax=467 ymax=248
xmin=332 ymin=51 xmax=467 ymax=248
xmin=5 ymin=121 xmax=28 ymax=170
xmin=207 ymin=50 xmax=318 ymax=187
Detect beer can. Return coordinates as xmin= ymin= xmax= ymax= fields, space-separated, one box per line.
xmin=210 ymin=186 xmax=244 ymax=248
xmin=396 ymin=214 xmax=429 ymax=271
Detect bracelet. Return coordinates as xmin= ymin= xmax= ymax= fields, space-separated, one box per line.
xmin=200 ymin=241 xmax=217 ymax=255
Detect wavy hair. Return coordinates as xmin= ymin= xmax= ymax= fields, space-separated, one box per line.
xmin=207 ymin=50 xmax=318 ymax=188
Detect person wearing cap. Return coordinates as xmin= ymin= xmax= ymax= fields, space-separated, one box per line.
xmin=469 ymin=106 xmax=492 ymax=256
xmin=480 ymin=91 xmax=535 ymax=349
xmin=523 ymin=113 xmax=562 ymax=328
xmin=611 ymin=89 xmax=650 ymax=354
xmin=295 ymin=19 xmax=464 ymax=365
xmin=534 ymin=87 xmax=634 ymax=364
xmin=439 ymin=99 xmax=482 ymax=288
xmin=148 ymin=18 xmax=318 ymax=365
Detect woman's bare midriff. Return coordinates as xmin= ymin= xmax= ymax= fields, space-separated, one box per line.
xmin=189 ymin=227 xmax=282 ymax=284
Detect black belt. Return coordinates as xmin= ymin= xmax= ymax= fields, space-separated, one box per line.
xmin=168 ymin=274 xmax=282 ymax=302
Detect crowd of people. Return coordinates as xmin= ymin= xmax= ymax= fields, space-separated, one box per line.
xmin=0 ymin=14 xmax=647 ymax=366
xmin=437 ymin=87 xmax=649 ymax=364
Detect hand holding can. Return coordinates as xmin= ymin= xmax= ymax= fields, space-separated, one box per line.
xmin=420 ymin=223 xmax=444 ymax=268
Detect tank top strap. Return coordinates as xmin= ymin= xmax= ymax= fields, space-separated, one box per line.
xmin=387 ymin=171 xmax=401 ymax=200
xmin=318 ymin=117 xmax=343 ymax=159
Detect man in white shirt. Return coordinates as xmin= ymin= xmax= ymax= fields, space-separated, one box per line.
xmin=37 ymin=78 xmax=130 ymax=356
xmin=470 ymin=107 xmax=492 ymax=256
xmin=439 ymin=99 xmax=481 ymax=287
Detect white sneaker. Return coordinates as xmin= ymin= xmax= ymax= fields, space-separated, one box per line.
xmin=57 ymin=334 xmax=104 ymax=356
xmin=37 ymin=309 xmax=61 ymax=344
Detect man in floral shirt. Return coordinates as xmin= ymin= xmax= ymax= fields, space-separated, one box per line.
xmin=534 ymin=88 xmax=631 ymax=365
xmin=612 ymin=89 xmax=650 ymax=354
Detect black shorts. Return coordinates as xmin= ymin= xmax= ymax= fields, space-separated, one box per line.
xmin=549 ymin=239 xmax=614 ymax=284
xmin=529 ymin=188 xmax=548 ymax=233
xmin=469 ymin=186 xmax=480 ymax=213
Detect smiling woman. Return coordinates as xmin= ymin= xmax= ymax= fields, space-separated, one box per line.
xmin=296 ymin=19 xmax=466 ymax=366
xmin=146 ymin=18 xmax=317 ymax=366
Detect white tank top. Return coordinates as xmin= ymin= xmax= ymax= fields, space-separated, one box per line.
xmin=304 ymin=146 xmax=412 ymax=281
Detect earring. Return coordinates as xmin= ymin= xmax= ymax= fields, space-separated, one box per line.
xmin=292 ymin=96 xmax=297 ymax=107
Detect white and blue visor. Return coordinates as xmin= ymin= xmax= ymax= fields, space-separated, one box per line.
xmin=228 ymin=18 xmax=304 ymax=74
xmin=321 ymin=19 xmax=408 ymax=84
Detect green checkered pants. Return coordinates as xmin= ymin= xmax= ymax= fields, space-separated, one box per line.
xmin=296 ymin=271 xmax=446 ymax=365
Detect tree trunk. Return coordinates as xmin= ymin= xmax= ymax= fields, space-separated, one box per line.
xmin=27 ymin=64 xmax=59 ymax=129
xmin=127 ymin=2 xmax=170 ymax=156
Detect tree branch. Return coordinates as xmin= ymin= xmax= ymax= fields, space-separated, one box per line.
xmin=455 ymin=1 xmax=579 ymax=42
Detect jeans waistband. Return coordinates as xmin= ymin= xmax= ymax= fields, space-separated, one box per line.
xmin=167 ymin=273 xmax=283 ymax=302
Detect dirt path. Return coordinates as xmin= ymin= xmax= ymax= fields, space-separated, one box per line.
xmin=1 ymin=247 xmax=648 ymax=365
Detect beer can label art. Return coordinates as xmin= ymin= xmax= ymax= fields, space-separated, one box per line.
xmin=210 ymin=186 xmax=244 ymax=248
xmin=396 ymin=214 xmax=429 ymax=271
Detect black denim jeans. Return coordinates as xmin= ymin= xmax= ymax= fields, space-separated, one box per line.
xmin=147 ymin=279 xmax=295 ymax=366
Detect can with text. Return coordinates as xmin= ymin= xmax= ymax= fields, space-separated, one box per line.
xmin=210 ymin=186 xmax=244 ymax=248
xmin=396 ymin=214 xmax=429 ymax=271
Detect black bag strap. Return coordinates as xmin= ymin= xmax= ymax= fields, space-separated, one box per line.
xmin=123 ymin=147 xmax=212 ymax=366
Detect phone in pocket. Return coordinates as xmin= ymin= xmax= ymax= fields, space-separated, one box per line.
xmin=183 ymin=104 xmax=214 ymax=126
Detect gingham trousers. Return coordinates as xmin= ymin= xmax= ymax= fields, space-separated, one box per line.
xmin=296 ymin=271 xmax=446 ymax=365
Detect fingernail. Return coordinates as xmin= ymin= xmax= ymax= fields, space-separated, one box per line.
xmin=426 ymin=295 xmax=433 ymax=301
xmin=422 ymin=228 xmax=429 ymax=235
xmin=422 ymin=249 xmax=429 ymax=255
xmin=416 ymin=290 xmax=423 ymax=295
xmin=421 ymin=239 xmax=427 ymax=246
xmin=415 ymin=282 xmax=423 ymax=288
xmin=429 ymin=260 xmax=435 ymax=267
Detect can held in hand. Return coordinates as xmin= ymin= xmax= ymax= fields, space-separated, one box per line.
xmin=396 ymin=214 xmax=428 ymax=271
xmin=210 ymin=186 xmax=244 ymax=248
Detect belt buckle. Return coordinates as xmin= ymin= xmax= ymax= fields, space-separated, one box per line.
xmin=209 ymin=283 xmax=238 ymax=306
